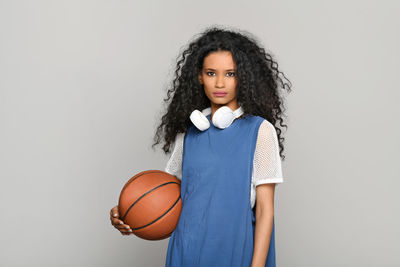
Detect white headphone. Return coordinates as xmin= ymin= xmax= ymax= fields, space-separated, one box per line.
xmin=189 ymin=106 xmax=244 ymax=131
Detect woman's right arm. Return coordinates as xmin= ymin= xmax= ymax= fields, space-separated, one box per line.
xmin=110 ymin=132 xmax=185 ymax=235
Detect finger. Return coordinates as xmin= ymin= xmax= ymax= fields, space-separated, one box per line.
xmin=114 ymin=223 xmax=132 ymax=233
xmin=111 ymin=219 xmax=132 ymax=231
xmin=111 ymin=217 xmax=125 ymax=227
xmin=110 ymin=212 xmax=121 ymax=222
xmin=120 ymin=228 xmax=133 ymax=234
xmin=114 ymin=223 xmax=131 ymax=231
xmin=116 ymin=224 xmax=132 ymax=232
xmin=110 ymin=206 xmax=119 ymax=218
xmin=123 ymin=231 xmax=133 ymax=236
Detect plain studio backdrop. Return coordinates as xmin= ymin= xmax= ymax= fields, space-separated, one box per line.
xmin=0 ymin=0 xmax=399 ymax=266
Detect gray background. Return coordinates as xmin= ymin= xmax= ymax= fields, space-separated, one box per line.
xmin=0 ymin=0 xmax=399 ymax=266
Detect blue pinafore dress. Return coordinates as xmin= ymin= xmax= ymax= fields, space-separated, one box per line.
xmin=165 ymin=114 xmax=276 ymax=267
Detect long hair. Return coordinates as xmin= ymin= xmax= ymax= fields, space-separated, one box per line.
xmin=152 ymin=25 xmax=292 ymax=160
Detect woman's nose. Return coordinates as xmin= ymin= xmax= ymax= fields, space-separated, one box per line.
xmin=215 ymin=75 xmax=225 ymax=88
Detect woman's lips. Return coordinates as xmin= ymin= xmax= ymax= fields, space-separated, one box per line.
xmin=213 ymin=92 xmax=227 ymax=97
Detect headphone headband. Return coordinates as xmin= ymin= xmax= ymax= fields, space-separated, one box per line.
xmin=202 ymin=106 xmax=243 ymax=118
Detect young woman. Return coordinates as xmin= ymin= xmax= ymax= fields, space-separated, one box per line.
xmin=110 ymin=26 xmax=292 ymax=267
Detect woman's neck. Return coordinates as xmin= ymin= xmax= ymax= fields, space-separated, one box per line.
xmin=210 ymin=101 xmax=239 ymax=121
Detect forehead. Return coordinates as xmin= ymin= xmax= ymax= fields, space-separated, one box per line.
xmin=203 ymin=51 xmax=235 ymax=69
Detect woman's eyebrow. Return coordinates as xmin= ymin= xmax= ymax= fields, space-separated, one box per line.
xmin=205 ymin=68 xmax=235 ymax=71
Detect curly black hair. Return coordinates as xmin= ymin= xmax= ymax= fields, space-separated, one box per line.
xmin=152 ymin=25 xmax=292 ymax=160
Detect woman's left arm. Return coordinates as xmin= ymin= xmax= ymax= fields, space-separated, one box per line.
xmin=251 ymin=183 xmax=276 ymax=267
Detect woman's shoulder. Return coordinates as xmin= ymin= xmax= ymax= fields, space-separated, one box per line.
xmin=259 ymin=117 xmax=275 ymax=129
xmin=255 ymin=118 xmax=279 ymax=145
xmin=244 ymin=115 xmax=277 ymax=138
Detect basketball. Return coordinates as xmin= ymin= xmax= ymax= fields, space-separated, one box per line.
xmin=118 ymin=170 xmax=182 ymax=240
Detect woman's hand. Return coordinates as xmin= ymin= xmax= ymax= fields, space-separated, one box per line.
xmin=110 ymin=205 xmax=133 ymax=235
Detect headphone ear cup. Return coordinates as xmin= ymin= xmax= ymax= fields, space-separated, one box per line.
xmin=190 ymin=110 xmax=210 ymax=131
xmin=212 ymin=106 xmax=235 ymax=129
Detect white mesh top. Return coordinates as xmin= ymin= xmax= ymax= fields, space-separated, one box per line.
xmin=164 ymin=119 xmax=284 ymax=209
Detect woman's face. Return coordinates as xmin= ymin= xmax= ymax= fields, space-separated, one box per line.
xmin=198 ymin=50 xmax=239 ymax=112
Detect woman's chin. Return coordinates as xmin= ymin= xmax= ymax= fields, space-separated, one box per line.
xmin=210 ymin=97 xmax=229 ymax=104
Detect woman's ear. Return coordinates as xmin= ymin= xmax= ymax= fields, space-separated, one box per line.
xmin=198 ymin=73 xmax=203 ymax=84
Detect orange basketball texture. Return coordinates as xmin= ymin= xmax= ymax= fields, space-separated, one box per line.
xmin=118 ymin=170 xmax=182 ymax=240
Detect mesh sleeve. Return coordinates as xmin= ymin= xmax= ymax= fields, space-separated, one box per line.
xmin=252 ymin=120 xmax=284 ymax=187
xmin=164 ymin=132 xmax=185 ymax=180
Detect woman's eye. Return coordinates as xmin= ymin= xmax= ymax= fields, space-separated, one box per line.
xmin=205 ymin=71 xmax=235 ymax=77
